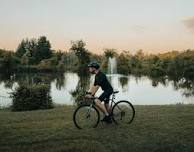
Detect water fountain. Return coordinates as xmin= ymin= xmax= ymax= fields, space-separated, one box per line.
xmin=108 ymin=57 xmax=117 ymax=74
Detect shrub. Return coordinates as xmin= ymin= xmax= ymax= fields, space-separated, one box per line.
xmin=10 ymin=84 xmax=53 ymax=111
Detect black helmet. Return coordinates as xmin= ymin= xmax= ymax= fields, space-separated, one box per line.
xmin=88 ymin=61 xmax=100 ymax=69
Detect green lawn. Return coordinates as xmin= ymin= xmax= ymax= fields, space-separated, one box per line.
xmin=0 ymin=105 xmax=194 ymax=152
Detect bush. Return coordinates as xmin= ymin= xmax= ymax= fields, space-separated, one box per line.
xmin=10 ymin=84 xmax=53 ymax=111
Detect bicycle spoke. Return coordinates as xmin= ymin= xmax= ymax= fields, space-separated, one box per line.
xmin=112 ymin=100 xmax=135 ymax=125
xmin=73 ymin=105 xmax=99 ymax=129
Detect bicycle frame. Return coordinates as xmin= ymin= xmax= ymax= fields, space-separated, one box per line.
xmin=90 ymin=92 xmax=119 ymax=111
xmin=109 ymin=93 xmax=117 ymax=109
xmin=83 ymin=92 xmax=123 ymax=123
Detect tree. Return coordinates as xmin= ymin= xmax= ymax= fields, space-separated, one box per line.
xmin=34 ymin=36 xmax=52 ymax=63
xmin=16 ymin=39 xmax=28 ymax=57
xmin=0 ymin=51 xmax=19 ymax=71
xmin=117 ymin=51 xmax=131 ymax=74
xmin=70 ymin=40 xmax=90 ymax=76
xmin=104 ymin=48 xmax=116 ymax=58
xmin=15 ymin=36 xmax=54 ymax=65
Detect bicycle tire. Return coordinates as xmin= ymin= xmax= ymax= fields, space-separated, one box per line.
xmin=112 ymin=100 xmax=135 ymax=125
xmin=73 ymin=104 xmax=100 ymax=129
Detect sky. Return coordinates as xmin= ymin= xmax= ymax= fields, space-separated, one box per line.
xmin=0 ymin=0 xmax=194 ymax=54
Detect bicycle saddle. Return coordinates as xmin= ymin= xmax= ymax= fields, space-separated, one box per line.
xmin=113 ymin=91 xmax=119 ymax=94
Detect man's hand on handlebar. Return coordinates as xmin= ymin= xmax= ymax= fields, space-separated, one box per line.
xmin=85 ymin=91 xmax=94 ymax=99
xmin=85 ymin=94 xmax=93 ymax=98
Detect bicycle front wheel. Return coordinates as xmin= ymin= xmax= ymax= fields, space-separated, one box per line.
xmin=112 ymin=100 xmax=135 ymax=125
xmin=73 ymin=104 xmax=100 ymax=129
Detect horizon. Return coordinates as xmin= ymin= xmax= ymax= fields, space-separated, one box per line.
xmin=1 ymin=0 xmax=194 ymax=54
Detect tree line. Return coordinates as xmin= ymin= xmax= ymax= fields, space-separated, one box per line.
xmin=115 ymin=49 xmax=194 ymax=81
xmin=0 ymin=36 xmax=194 ymax=80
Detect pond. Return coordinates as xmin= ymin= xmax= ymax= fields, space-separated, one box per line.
xmin=0 ymin=72 xmax=194 ymax=107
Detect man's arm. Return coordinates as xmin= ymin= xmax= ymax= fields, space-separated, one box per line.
xmin=88 ymin=85 xmax=99 ymax=96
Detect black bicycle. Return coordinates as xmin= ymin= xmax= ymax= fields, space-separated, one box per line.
xmin=73 ymin=91 xmax=135 ymax=129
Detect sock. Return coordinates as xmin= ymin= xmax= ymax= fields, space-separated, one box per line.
xmin=105 ymin=113 xmax=109 ymax=116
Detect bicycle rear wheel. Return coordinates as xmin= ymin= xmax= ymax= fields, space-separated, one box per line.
xmin=112 ymin=100 xmax=135 ymax=125
xmin=73 ymin=104 xmax=100 ymax=129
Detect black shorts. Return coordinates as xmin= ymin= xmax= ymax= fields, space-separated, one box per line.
xmin=98 ymin=91 xmax=113 ymax=104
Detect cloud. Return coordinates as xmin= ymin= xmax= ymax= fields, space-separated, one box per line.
xmin=183 ymin=17 xmax=194 ymax=31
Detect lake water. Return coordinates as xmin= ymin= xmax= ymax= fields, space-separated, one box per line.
xmin=0 ymin=72 xmax=193 ymax=107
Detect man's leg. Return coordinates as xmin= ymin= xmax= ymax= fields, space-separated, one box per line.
xmin=104 ymin=93 xmax=112 ymax=114
xmin=105 ymin=103 xmax=111 ymax=114
xmin=95 ymin=99 xmax=112 ymax=123
xmin=94 ymin=99 xmax=109 ymax=115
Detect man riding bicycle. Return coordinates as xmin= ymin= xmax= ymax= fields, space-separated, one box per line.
xmin=86 ymin=61 xmax=113 ymax=123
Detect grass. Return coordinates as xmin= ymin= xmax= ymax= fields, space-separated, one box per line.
xmin=0 ymin=105 xmax=194 ymax=152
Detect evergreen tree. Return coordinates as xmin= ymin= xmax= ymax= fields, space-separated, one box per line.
xmin=34 ymin=36 xmax=52 ymax=63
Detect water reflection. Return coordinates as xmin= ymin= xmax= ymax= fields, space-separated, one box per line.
xmin=174 ymin=79 xmax=194 ymax=97
xmin=119 ymin=77 xmax=128 ymax=89
xmin=51 ymin=73 xmax=79 ymax=105
xmin=0 ymin=72 xmax=194 ymax=107
xmin=149 ymin=76 xmax=168 ymax=87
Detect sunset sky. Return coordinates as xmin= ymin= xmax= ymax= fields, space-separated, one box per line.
xmin=0 ymin=0 xmax=194 ymax=54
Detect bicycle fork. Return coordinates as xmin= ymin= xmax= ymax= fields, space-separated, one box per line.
xmin=86 ymin=104 xmax=93 ymax=119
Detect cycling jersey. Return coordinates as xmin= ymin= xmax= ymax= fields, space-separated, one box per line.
xmin=94 ymin=71 xmax=113 ymax=103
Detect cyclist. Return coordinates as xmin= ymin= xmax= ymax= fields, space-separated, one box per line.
xmin=86 ymin=61 xmax=113 ymax=123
